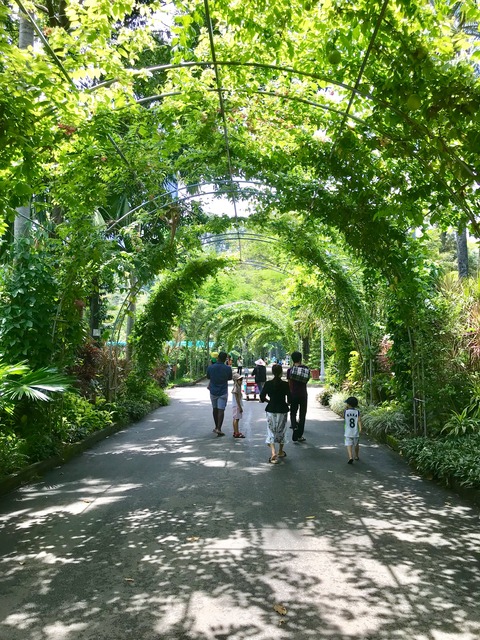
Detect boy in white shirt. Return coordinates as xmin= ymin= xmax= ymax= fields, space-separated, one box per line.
xmin=344 ymin=396 xmax=362 ymax=464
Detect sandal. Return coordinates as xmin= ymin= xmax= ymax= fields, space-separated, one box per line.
xmin=233 ymin=432 xmax=245 ymax=438
xmin=277 ymin=452 xmax=287 ymax=458
xmin=215 ymin=430 xmax=225 ymax=437
xmin=268 ymin=455 xmax=279 ymax=464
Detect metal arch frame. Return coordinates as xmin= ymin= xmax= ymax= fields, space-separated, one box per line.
xmin=106 ymin=179 xmax=268 ymax=232
xmin=329 ymin=0 xmax=389 ymax=158
xmin=199 ymin=233 xmax=293 ymax=274
xmin=132 ymin=90 xmax=477 ymax=226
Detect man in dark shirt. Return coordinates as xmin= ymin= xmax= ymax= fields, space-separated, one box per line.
xmin=206 ymin=351 xmax=232 ymax=436
xmin=287 ymin=351 xmax=311 ymax=442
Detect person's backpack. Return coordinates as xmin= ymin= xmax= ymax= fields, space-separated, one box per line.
xmin=289 ymin=365 xmax=310 ymax=383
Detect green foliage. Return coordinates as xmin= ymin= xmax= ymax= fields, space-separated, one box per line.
xmin=346 ymin=350 xmax=362 ymax=388
xmin=57 ymin=392 xmax=113 ymax=443
xmin=361 ymin=402 xmax=411 ymax=440
xmin=440 ymin=409 xmax=480 ymax=438
xmin=0 ymin=360 xmax=70 ymax=412
xmin=0 ymin=241 xmax=58 ymax=368
xmin=113 ymin=398 xmax=151 ymax=423
xmin=125 ymin=371 xmax=169 ymax=405
xmin=401 ymin=435 xmax=480 ymax=489
xmin=131 ymin=255 xmax=229 ymax=372
xmin=328 ymin=391 xmax=351 ymax=416
xmin=108 ymin=373 xmax=169 ymax=423
xmin=0 ymin=431 xmax=28 ymax=475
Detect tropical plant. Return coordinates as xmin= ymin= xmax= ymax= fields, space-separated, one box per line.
xmin=440 ymin=409 xmax=480 ymax=438
xmin=0 ymin=360 xmax=70 ymax=413
xmin=361 ymin=403 xmax=411 ymax=440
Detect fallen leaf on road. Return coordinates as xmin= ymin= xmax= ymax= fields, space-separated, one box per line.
xmin=81 ymin=499 xmax=91 ymax=503
xmin=186 ymin=537 xmax=200 ymax=542
xmin=274 ymin=604 xmax=287 ymax=615
xmin=124 ymin=577 xmax=135 ymax=582
xmin=306 ymin=515 xmax=316 ymax=519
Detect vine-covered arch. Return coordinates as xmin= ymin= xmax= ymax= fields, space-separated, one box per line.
xmin=0 ymin=0 xmax=479 ymax=434
xmin=202 ymin=300 xmax=295 ymax=352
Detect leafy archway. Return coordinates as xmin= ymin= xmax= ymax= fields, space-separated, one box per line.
xmin=0 ymin=0 xmax=479 ymax=432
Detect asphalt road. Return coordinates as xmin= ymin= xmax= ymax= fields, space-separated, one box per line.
xmin=0 ymin=381 xmax=479 ymax=640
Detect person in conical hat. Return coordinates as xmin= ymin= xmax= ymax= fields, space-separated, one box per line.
xmin=252 ymin=358 xmax=267 ymax=395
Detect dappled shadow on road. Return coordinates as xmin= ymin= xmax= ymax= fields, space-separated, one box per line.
xmin=0 ymin=404 xmax=479 ymax=639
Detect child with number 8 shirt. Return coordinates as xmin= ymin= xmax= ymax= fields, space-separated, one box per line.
xmin=344 ymin=396 xmax=362 ymax=464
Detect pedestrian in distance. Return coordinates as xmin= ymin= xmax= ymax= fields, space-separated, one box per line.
xmin=260 ymin=364 xmax=292 ymax=464
xmin=344 ymin=396 xmax=362 ymax=464
xmin=237 ymin=355 xmax=243 ymax=375
xmin=206 ymin=351 xmax=232 ymax=437
xmin=252 ymin=358 xmax=267 ymax=395
xmin=231 ymin=372 xmax=245 ymax=438
xmin=287 ymin=351 xmax=311 ymax=442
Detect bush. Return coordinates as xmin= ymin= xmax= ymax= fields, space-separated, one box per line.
xmin=116 ymin=398 xmax=152 ymax=422
xmin=328 ymin=391 xmax=365 ymax=416
xmin=0 ymin=431 xmax=28 ymax=475
xmin=361 ymin=402 xmax=411 ymax=440
xmin=317 ymin=386 xmax=334 ymax=406
xmin=57 ymin=392 xmax=113 ymax=443
xmin=400 ymin=434 xmax=480 ymax=489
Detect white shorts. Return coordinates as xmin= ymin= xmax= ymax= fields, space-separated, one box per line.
xmin=345 ymin=436 xmax=360 ymax=446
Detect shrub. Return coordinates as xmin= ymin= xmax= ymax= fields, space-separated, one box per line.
xmin=328 ymin=391 xmax=361 ymax=416
xmin=0 ymin=431 xmax=28 ymax=476
xmin=400 ymin=434 xmax=480 ymax=489
xmin=116 ymin=398 xmax=151 ymax=422
xmin=57 ymin=392 xmax=113 ymax=443
xmin=317 ymin=386 xmax=334 ymax=406
xmin=142 ymin=383 xmax=169 ymax=406
xmin=361 ymin=402 xmax=411 ymax=439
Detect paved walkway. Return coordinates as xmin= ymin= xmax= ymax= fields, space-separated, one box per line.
xmin=0 ymin=382 xmax=479 ymax=640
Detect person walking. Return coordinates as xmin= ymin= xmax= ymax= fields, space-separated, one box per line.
xmin=231 ymin=372 xmax=245 ymax=438
xmin=260 ymin=364 xmax=292 ymax=463
xmin=252 ymin=358 xmax=267 ymax=395
xmin=206 ymin=351 xmax=232 ymax=437
xmin=237 ymin=355 xmax=243 ymax=376
xmin=344 ymin=396 xmax=362 ymax=463
xmin=287 ymin=351 xmax=311 ymax=442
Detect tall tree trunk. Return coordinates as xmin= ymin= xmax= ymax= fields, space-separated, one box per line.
xmin=126 ymin=274 xmax=137 ymax=361
xmin=302 ymin=336 xmax=310 ymax=363
xmin=14 ymin=12 xmax=35 ymax=246
xmin=456 ymin=227 xmax=469 ymax=279
xmin=90 ymin=278 xmax=101 ymax=343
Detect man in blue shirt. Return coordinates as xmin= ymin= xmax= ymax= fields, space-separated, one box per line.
xmin=206 ymin=351 xmax=233 ymax=436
